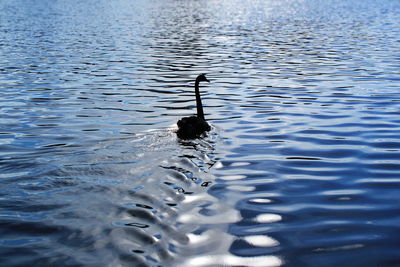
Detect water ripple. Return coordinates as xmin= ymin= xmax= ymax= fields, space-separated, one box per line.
xmin=1 ymin=0 xmax=400 ymax=266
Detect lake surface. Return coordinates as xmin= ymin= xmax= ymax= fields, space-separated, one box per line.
xmin=1 ymin=0 xmax=400 ymax=266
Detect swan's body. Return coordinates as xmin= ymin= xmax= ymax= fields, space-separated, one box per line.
xmin=177 ymin=74 xmax=210 ymax=139
xmin=177 ymin=116 xmax=210 ymax=139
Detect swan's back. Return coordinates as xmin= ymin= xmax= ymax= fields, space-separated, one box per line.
xmin=177 ymin=116 xmax=210 ymax=139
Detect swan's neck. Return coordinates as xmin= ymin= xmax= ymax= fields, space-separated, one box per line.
xmin=195 ymin=80 xmax=205 ymax=120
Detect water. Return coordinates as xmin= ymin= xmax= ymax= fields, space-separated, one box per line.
xmin=1 ymin=0 xmax=400 ymax=266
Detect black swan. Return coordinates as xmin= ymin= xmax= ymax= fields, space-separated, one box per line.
xmin=177 ymin=74 xmax=211 ymax=139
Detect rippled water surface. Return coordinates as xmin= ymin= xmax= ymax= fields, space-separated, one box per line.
xmin=1 ymin=0 xmax=400 ymax=266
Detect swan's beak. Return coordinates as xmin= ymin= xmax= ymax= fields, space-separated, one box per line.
xmin=205 ymin=78 xmax=210 ymax=83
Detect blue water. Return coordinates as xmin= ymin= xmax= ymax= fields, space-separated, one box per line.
xmin=1 ymin=0 xmax=400 ymax=266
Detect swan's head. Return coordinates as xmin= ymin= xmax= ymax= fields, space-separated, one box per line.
xmin=197 ymin=73 xmax=210 ymax=83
